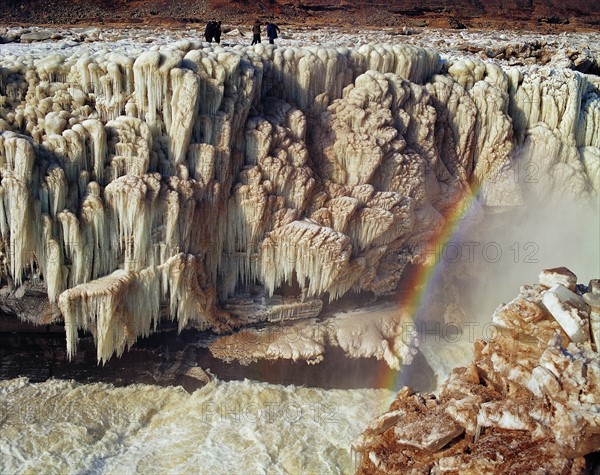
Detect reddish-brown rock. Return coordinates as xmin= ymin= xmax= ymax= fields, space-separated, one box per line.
xmin=2 ymin=0 xmax=599 ymax=31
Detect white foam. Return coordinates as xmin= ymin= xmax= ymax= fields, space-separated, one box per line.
xmin=0 ymin=377 xmax=393 ymax=474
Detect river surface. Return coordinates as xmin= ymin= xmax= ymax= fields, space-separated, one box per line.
xmin=0 ymin=377 xmax=392 ymax=474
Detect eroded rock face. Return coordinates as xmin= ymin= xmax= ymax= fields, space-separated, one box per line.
xmin=354 ymin=267 xmax=600 ymax=473
xmin=0 ymin=40 xmax=597 ymax=362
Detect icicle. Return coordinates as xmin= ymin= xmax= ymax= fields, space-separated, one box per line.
xmin=1 ymin=133 xmax=35 ymax=183
xmin=58 ymin=252 xmax=213 ymax=362
xmin=81 ymin=181 xmax=113 ymax=279
xmin=45 ymin=238 xmax=63 ymax=302
xmin=42 ymin=165 xmax=67 ymax=219
xmin=104 ymin=174 xmax=161 ymax=271
xmin=34 ymin=54 xmax=66 ymax=83
xmin=1 ymin=176 xmax=33 ymax=284
xmin=57 ymin=210 xmax=87 ymax=287
xmin=168 ymin=69 xmax=200 ymax=165
xmin=260 ymin=220 xmax=352 ymax=298
xmin=81 ymin=119 xmax=107 ymax=184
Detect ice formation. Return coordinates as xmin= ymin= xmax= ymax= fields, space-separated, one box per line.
xmin=209 ymin=303 xmax=419 ymax=369
xmin=0 ymin=39 xmax=598 ymax=361
xmin=353 ymin=268 xmax=600 ymax=473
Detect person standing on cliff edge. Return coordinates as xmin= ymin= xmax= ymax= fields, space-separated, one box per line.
xmin=204 ymin=21 xmax=215 ymax=42
xmin=251 ymin=20 xmax=262 ymax=45
xmin=266 ymin=22 xmax=280 ymax=44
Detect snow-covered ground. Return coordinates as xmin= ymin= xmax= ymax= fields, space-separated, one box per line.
xmin=1 ymin=25 xmax=598 ymax=72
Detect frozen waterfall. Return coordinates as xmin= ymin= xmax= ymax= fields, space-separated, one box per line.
xmin=0 ymin=40 xmax=597 ymax=362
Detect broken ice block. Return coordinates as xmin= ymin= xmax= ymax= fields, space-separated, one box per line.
xmin=394 ymin=413 xmax=464 ymax=451
xmin=527 ymin=365 xmax=562 ymax=397
xmin=539 ymin=267 xmax=577 ymax=291
xmin=542 ymin=284 xmax=590 ymax=343
xmin=477 ymin=400 xmax=531 ymax=431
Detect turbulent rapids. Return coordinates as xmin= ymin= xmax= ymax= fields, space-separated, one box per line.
xmin=0 ymin=34 xmax=598 ymax=365
xmin=0 ymin=376 xmax=392 ymax=473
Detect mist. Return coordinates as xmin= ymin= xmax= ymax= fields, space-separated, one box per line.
xmin=434 ymin=192 xmax=599 ymax=333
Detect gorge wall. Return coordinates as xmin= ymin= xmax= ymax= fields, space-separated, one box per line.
xmin=0 ymin=40 xmax=598 ymax=362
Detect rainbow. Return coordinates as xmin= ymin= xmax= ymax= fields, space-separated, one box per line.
xmin=377 ymin=185 xmax=483 ymax=392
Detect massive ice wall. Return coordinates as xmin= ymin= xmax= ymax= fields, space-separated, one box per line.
xmin=0 ymin=41 xmax=597 ymax=362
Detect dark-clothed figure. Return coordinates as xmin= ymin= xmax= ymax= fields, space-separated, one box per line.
xmin=204 ymin=21 xmax=215 ymax=42
xmin=214 ymin=21 xmax=222 ymax=44
xmin=251 ymin=21 xmax=261 ymax=45
xmin=266 ymin=22 xmax=280 ymax=44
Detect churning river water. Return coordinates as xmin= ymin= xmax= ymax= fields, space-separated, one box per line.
xmin=0 ymin=376 xmax=393 ymax=474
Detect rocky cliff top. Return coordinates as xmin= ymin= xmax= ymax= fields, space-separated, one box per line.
xmin=2 ymin=0 xmax=599 ymax=31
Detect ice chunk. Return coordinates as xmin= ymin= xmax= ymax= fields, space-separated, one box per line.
xmin=527 ymin=365 xmax=562 ymax=397
xmin=394 ymin=413 xmax=464 ymax=451
xmin=542 ymin=284 xmax=590 ymax=343
xmin=539 ymin=267 xmax=578 ymax=291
